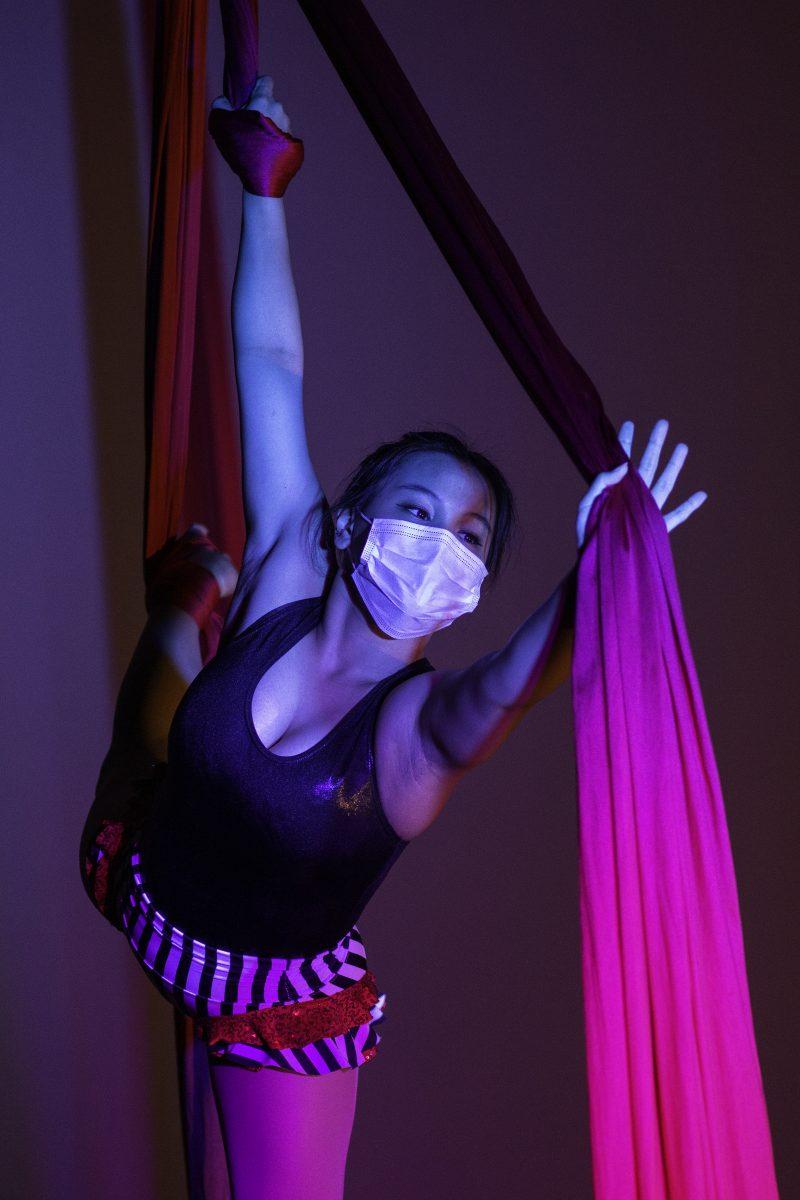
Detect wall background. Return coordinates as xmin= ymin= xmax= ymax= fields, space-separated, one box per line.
xmin=1 ymin=0 xmax=797 ymax=1196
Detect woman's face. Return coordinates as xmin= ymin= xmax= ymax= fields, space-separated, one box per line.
xmin=337 ymin=450 xmax=496 ymax=569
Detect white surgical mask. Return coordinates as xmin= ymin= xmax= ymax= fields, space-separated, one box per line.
xmin=349 ymin=509 xmax=488 ymax=639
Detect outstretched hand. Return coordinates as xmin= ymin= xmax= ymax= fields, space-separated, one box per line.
xmin=576 ymin=419 xmax=708 ymax=551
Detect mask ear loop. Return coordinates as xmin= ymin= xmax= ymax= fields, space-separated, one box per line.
xmin=352 ymin=508 xmax=378 ymax=570
xmin=340 ymin=508 xmax=372 ymax=575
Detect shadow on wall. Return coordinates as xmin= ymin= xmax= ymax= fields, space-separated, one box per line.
xmin=62 ymin=0 xmax=186 ymax=1196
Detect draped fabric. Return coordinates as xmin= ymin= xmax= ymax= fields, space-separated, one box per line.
xmin=144 ymin=0 xmax=247 ymax=661
xmin=143 ymin=4 xmax=246 ymax=1194
xmin=141 ymin=0 xmax=780 ymax=1196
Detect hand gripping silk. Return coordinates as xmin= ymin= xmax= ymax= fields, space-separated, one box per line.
xmin=125 ymin=0 xmax=780 ymax=1196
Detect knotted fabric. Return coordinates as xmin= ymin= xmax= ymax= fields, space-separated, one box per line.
xmin=208 ymin=106 xmax=304 ymax=196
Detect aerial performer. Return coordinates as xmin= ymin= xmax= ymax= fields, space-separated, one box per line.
xmin=81 ymin=71 xmax=702 ymax=1194
xmin=79 ymin=2 xmax=781 ymax=1198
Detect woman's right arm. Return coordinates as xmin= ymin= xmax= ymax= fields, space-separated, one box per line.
xmin=231 ymin=192 xmax=321 ymax=544
xmin=232 ymin=192 xmax=324 ymax=552
xmin=218 ymin=79 xmax=327 ymax=634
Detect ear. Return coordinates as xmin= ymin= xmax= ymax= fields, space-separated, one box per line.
xmin=333 ymin=507 xmax=355 ymax=550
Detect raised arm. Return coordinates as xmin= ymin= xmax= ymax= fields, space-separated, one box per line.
xmin=232 ymin=190 xmax=323 ymax=547
xmin=209 ymin=75 xmax=327 ymax=626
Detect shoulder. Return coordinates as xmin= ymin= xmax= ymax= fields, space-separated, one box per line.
xmin=374 ymin=667 xmax=467 ymax=842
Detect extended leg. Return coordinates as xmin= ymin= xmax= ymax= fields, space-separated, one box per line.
xmin=79 ymin=604 xmax=203 ymax=871
xmin=80 ymin=527 xmax=237 ymax=1197
xmin=83 ymin=521 xmax=232 ymax=854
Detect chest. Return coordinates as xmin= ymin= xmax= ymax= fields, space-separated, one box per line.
xmin=249 ymin=634 xmax=388 ymax=758
xmin=168 ymin=607 xmax=442 ymax=843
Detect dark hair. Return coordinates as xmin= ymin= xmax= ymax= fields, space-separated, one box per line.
xmin=319 ymin=429 xmax=517 ymax=580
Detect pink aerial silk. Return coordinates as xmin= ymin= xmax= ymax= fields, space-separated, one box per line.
xmin=141 ymin=0 xmax=780 ymax=1195
xmin=575 ymin=474 xmax=778 ymax=1196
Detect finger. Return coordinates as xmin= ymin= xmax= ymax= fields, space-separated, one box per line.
xmin=650 ymin=442 xmax=688 ymax=510
xmin=210 ymin=95 xmax=233 ymax=110
xmin=617 ymin=419 xmax=634 ymax=459
xmin=576 ymin=464 xmax=629 ymax=540
xmin=252 ymin=75 xmax=274 ymax=97
xmin=580 ymin=462 xmax=629 ymax=505
xmin=663 ymin=491 xmax=708 ymax=532
xmin=637 ymin=418 xmax=669 ymax=487
xmin=272 ymin=106 xmax=290 ymax=133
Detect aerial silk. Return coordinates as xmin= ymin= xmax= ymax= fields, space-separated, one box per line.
xmin=143 ymin=5 xmax=243 ymax=1194
xmin=140 ymin=1 xmax=780 ymax=1197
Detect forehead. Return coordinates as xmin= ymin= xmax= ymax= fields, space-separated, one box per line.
xmin=381 ymin=451 xmax=494 ymax=516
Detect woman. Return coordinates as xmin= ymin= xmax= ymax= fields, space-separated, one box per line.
xmin=81 ymin=75 xmax=706 ymax=1200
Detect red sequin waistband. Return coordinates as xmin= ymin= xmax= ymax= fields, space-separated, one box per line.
xmin=195 ymin=969 xmax=380 ymax=1050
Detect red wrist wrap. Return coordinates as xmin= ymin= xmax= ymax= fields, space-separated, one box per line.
xmin=145 ymin=530 xmax=223 ymax=630
xmin=208 ymin=107 xmax=305 ymax=197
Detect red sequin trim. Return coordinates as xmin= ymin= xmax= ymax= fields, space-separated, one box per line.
xmin=83 ymin=770 xmax=162 ymax=917
xmin=196 ymin=970 xmax=380 ymax=1050
xmin=84 ymin=819 xmax=126 ymax=913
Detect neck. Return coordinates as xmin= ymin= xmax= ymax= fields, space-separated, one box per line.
xmin=315 ymin=571 xmax=428 ymax=679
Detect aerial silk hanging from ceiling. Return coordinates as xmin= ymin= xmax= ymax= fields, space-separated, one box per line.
xmin=142 ymin=1 xmax=780 ymax=1196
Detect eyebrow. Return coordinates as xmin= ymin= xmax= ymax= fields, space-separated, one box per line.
xmin=394 ymin=482 xmax=494 ymax=534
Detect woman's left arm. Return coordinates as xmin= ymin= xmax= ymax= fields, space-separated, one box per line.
xmin=416 ymin=418 xmax=708 ymax=773
xmin=416 ymin=568 xmax=576 ymax=771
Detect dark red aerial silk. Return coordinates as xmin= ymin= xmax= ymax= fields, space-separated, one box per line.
xmin=142 ymin=1 xmax=780 ymax=1196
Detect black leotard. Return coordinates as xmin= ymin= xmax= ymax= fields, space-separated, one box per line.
xmin=137 ymin=596 xmax=434 ymax=956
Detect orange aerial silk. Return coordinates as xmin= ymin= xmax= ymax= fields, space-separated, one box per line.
xmin=143 ymin=5 xmax=246 ymax=1193
xmin=142 ymin=1 xmax=780 ymax=1197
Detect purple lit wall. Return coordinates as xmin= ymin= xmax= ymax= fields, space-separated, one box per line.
xmin=2 ymin=0 xmax=797 ymax=1196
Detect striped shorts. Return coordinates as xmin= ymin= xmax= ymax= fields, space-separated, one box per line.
xmin=108 ymin=839 xmax=387 ymax=1076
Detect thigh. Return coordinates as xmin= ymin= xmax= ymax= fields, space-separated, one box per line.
xmin=208 ymin=1057 xmax=360 ymax=1200
xmin=80 ymin=739 xmax=162 ymax=919
xmin=83 ymin=738 xmax=158 ymax=842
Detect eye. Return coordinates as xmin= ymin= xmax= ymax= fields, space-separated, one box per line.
xmin=462 ymin=531 xmax=483 ymax=547
xmin=402 ymin=504 xmax=431 ymax=520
